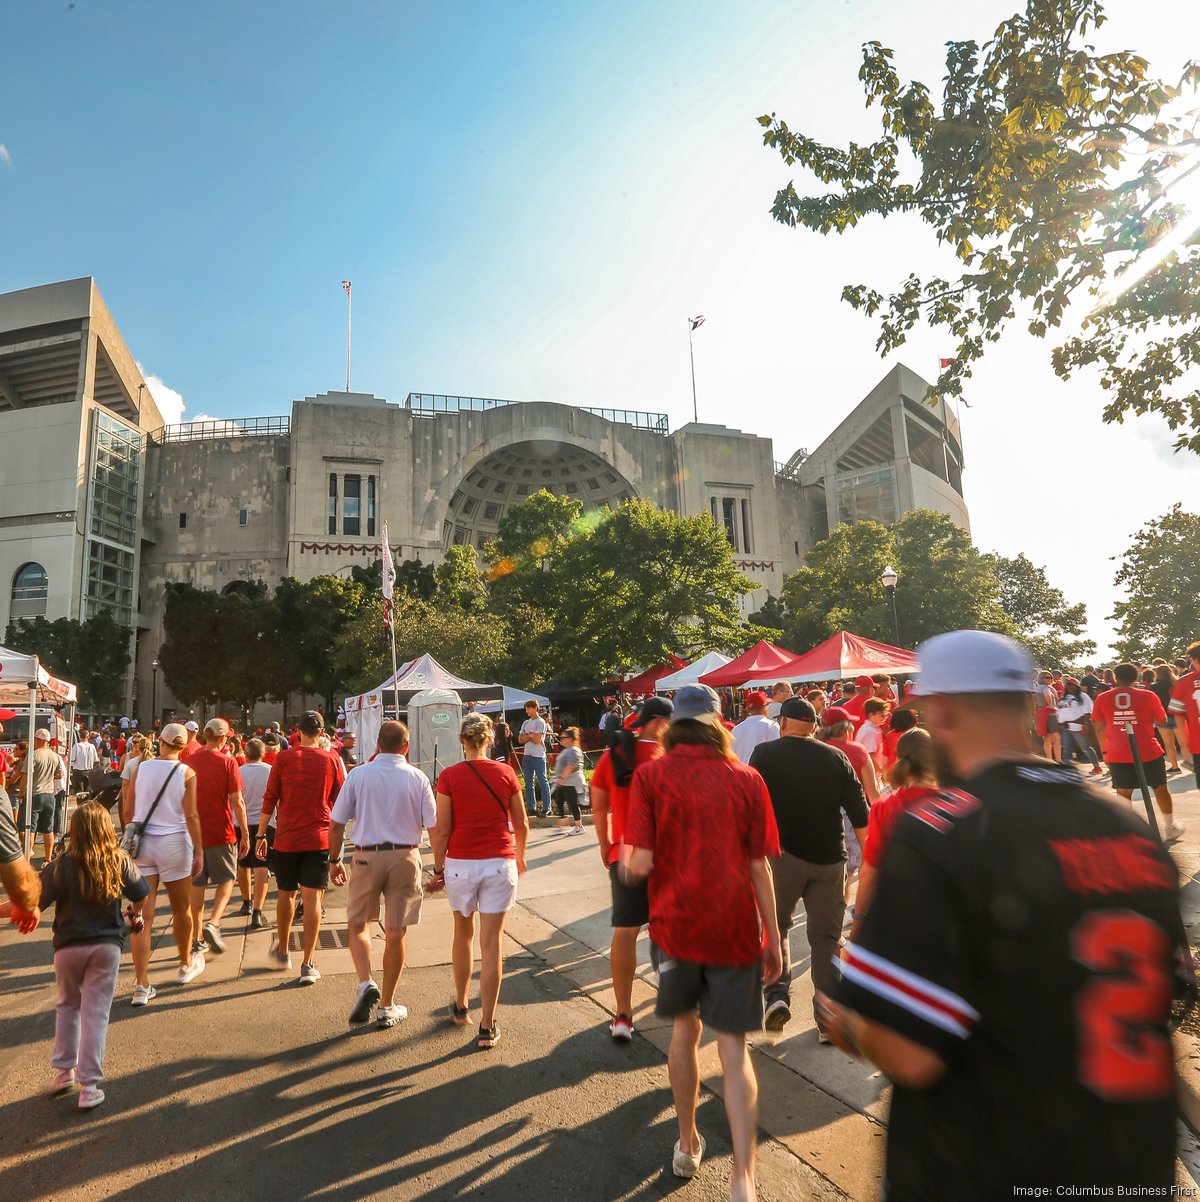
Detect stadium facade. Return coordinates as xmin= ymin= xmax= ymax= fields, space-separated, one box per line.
xmin=0 ymin=278 xmax=969 ymax=719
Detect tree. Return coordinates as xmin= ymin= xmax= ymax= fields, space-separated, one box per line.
xmin=989 ymin=552 xmax=1096 ymax=666
xmin=778 ymin=510 xmax=1011 ymax=649
xmin=1109 ymin=505 xmax=1200 ymax=661
xmin=748 ymin=593 xmax=788 ymax=634
xmin=760 ymin=1 xmax=1200 ymax=451
xmin=5 ymin=609 xmax=132 ymax=713
xmin=435 ymin=545 xmax=486 ymax=612
xmin=550 ymin=500 xmax=757 ymax=678
xmin=158 ymin=584 xmax=225 ymax=709
xmin=485 ymin=490 xmax=584 ymax=619
xmin=271 ymin=575 xmax=368 ymax=712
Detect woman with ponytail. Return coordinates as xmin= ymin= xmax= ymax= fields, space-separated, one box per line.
xmin=851 ymin=729 xmax=939 ymax=931
xmin=38 ymin=802 xmax=149 ymax=1110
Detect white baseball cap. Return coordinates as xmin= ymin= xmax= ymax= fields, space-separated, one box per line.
xmin=34 ymin=727 xmax=51 ymax=740
xmin=911 ymin=630 xmax=1035 ymax=696
xmin=184 ymin=720 xmax=200 ymax=732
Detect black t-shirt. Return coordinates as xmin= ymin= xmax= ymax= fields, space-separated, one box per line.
xmin=835 ymin=760 xmax=1184 ymax=1199
xmin=39 ymin=853 xmax=149 ymax=951
xmin=1080 ymin=673 xmax=1105 ymax=699
xmin=748 ymin=736 xmax=868 ymax=863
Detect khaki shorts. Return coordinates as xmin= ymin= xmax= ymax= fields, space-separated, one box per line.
xmin=194 ymin=841 xmax=239 ymax=887
xmin=346 ymin=847 xmax=424 ymax=930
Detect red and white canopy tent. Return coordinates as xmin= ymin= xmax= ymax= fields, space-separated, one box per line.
xmin=745 ymin=631 xmax=917 ymax=687
xmin=697 ymin=640 xmax=805 ymax=689
xmin=0 ymin=646 xmax=78 ymax=857
xmin=612 ymin=656 xmax=688 ymax=696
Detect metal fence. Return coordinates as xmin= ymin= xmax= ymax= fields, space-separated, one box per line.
xmin=151 ymin=416 xmax=291 ymax=443
xmin=406 ymin=393 xmax=669 ymax=434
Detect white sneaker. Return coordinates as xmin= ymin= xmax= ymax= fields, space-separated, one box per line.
xmin=51 ymin=1068 xmax=75 ymax=1095
xmin=377 ymin=1003 xmax=408 ymax=1028
xmin=1164 ymin=819 xmax=1186 ymax=841
xmin=299 ymin=961 xmax=321 ymax=986
xmin=77 ymin=1085 xmax=105 ymax=1110
xmin=267 ymin=938 xmax=293 ymax=971
xmin=672 ymin=1134 xmax=706 ymax=1178
xmin=131 ymin=983 xmax=156 ymax=1006
xmin=178 ymin=953 xmax=205 ymax=984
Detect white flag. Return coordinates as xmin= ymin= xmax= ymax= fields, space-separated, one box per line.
xmin=381 ymin=522 xmax=396 ymax=599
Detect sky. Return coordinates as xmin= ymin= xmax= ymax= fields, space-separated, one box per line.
xmin=1 ymin=0 xmax=1197 ymax=655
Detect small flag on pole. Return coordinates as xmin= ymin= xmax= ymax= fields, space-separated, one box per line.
xmin=342 ymin=280 xmax=352 ymax=296
xmin=939 ymin=357 xmax=954 ymax=369
xmin=690 ymin=315 xmax=706 ymax=331
xmin=381 ymin=521 xmax=396 ymax=629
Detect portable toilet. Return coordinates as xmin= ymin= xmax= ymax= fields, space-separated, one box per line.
xmin=407 ymin=689 xmax=463 ymax=783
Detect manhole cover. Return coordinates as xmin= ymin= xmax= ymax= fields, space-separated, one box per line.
xmin=289 ymin=926 xmax=351 ymax=952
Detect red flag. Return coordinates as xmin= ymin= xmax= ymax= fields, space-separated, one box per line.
xmin=939 ymin=357 xmax=954 ymax=369
xmin=690 ymin=315 xmax=706 ymax=331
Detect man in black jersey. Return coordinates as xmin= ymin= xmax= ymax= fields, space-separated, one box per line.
xmin=822 ymin=630 xmax=1186 ymax=1200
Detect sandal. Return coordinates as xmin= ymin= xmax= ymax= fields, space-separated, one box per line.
xmin=477 ymin=1023 xmax=501 ymax=1050
xmin=450 ymin=1000 xmax=469 ymax=1027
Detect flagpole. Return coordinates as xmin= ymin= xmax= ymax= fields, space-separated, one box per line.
xmin=342 ymin=280 xmax=353 ymax=393
xmin=688 ymin=321 xmax=698 ymax=424
xmin=381 ymin=520 xmax=400 ymax=718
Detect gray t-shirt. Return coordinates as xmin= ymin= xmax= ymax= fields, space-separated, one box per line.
xmin=0 ymin=804 xmax=22 ymax=864
xmin=554 ymin=745 xmax=586 ymax=789
xmin=30 ymin=748 xmax=61 ymax=795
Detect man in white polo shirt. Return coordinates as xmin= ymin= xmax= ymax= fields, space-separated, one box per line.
xmin=328 ymin=720 xmax=436 ymax=1029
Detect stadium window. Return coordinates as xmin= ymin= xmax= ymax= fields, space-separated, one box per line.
xmin=343 ymin=475 xmax=361 ymax=537
xmin=238 ymin=508 xmax=248 ymax=527
xmin=179 ymin=512 xmax=187 ymax=529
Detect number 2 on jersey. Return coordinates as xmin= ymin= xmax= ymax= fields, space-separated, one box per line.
xmin=1072 ymin=910 xmax=1173 ymax=1101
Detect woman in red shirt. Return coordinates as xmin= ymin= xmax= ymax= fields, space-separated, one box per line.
xmin=852 ymin=728 xmax=939 ymax=934
xmin=431 ymin=714 xmax=528 ymax=1050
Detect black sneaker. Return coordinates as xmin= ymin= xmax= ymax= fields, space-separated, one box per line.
xmin=249 ymin=909 xmax=267 ymax=930
xmin=238 ymin=900 xmax=253 ymax=916
xmin=764 ymin=999 xmax=791 ymax=1033
xmin=349 ymin=981 xmax=381 ymax=1024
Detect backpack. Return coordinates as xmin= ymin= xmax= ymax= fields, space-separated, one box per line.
xmin=607 ymin=727 xmax=637 ymax=788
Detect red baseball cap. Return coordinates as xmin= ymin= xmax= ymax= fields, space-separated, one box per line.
xmin=821 ymin=706 xmax=852 ymax=726
xmin=854 ymin=675 xmax=873 ymax=688
xmin=744 ymin=690 xmax=769 ymax=708
xmin=623 ymin=712 xmax=640 ymax=730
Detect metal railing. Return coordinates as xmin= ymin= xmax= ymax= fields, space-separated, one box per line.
xmin=151 ymin=416 xmax=291 ymax=443
xmin=406 ymin=393 xmax=669 ymax=434
xmin=775 ymin=449 xmax=809 ymax=481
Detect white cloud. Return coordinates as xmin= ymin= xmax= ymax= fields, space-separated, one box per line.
xmin=0 ymin=144 xmax=11 ymax=166
xmin=135 ymin=361 xmax=186 ymax=425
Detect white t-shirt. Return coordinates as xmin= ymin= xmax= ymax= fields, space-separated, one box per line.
xmin=240 ymin=761 xmax=271 ymax=825
xmin=71 ymin=741 xmax=98 ymax=772
xmin=1057 ymin=693 xmax=1093 ymax=732
xmin=855 ymin=722 xmax=883 ymax=759
xmin=731 ymin=714 xmax=779 ymax=763
xmin=120 ymin=754 xmax=142 ymax=782
xmin=520 ymin=717 xmax=549 ymax=759
xmin=132 ymin=757 xmax=189 ymax=836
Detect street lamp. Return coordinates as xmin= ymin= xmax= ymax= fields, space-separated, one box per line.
xmin=880 ymin=566 xmax=900 ymax=646
xmin=151 ymin=658 xmax=159 ymax=727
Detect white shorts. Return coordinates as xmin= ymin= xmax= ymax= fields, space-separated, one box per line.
xmin=444 ymin=856 xmax=518 ymax=915
xmin=135 ymin=830 xmax=194 ymax=884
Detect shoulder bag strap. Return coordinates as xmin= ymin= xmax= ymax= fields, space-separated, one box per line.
xmin=140 ymin=762 xmax=183 ymax=828
xmin=464 ymin=758 xmax=512 ymax=819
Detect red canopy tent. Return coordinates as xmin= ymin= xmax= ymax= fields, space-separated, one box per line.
xmin=614 ymin=657 xmax=688 ymax=694
xmin=745 ymin=631 xmax=917 ymax=685
xmin=698 ymin=641 xmax=804 ymax=689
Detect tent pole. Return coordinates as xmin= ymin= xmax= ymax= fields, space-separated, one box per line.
xmin=23 ymin=675 xmax=37 ymax=861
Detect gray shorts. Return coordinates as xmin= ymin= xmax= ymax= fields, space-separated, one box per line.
xmin=193 ymin=841 xmax=238 ymax=887
xmin=651 ymin=943 xmax=764 ymax=1035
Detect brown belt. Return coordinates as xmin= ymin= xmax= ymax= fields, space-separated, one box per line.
xmin=356 ymin=842 xmax=417 ymax=851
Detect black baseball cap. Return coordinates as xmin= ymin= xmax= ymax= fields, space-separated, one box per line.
xmin=779 ymin=697 xmax=818 ymax=723
xmin=630 ymin=696 xmax=674 ymax=728
xmin=299 ymin=710 xmax=325 ymax=736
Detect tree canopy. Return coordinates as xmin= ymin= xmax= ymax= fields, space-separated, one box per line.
xmin=5 ymin=609 xmax=132 ymax=713
xmin=760 ymin=0 xmax=1200 ymax=451
xmin=988 ymin=551 xmax=1096 ymax=665
xmin=1109 ymin=504 xmax=1200 ymax=661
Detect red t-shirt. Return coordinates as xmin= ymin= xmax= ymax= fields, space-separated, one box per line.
xmin=863 ymin=785 xmax=938 ymax=868
xmin=1092 ymin=686 xmax=1166 ymax=764
xmin=626 ymin=745 xmax=780 ymax=967
xmin=262 ymin=748 xmax=278 ymax=765
xmin=841 ymin=693 xmax=870 ymax=725
xmin=188 ymin=746 xmax=243 ymax=848
xmin=437 ymin=759 xmax=521 ymax=860
xmin=178 ymin=739 xmax=201 ymax=762
xmin=591 ymin=739 xmax=664 ymax=865
xmin=882 ymin=729 xmax=904 ymax=772
xmin=262 ymin=745 xmax=345 ymax=851
xmin=823 ymin=736 xmax=872 ymax=789
xmin=1171 ymin=670 xmax=1200 ymax=755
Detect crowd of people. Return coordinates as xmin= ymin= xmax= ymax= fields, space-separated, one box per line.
xmin=0 ymin=636 xmax=1198 ymax=1200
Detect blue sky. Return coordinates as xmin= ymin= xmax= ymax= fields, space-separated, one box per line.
xmin=2 ymin=0 xmax=1197 ymax=653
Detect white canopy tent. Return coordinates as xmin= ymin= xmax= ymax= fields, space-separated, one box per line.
xmin=653 ymin=651 xmax=732 ymax=693
xmin=0 ymin=646 xmax=78 ymax=858
xmin=474 ymin=686 xmax=551 ymax=715
xmin=343 ymin=655 xmax=548 ymax=756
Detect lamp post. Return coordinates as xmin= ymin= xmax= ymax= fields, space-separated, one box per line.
xmin=151 ymin=658 xmax=159 ymax=728
xmin=881 ymin=566 xmax=900 ymax=646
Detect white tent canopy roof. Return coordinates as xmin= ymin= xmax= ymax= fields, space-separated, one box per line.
xmin=475 ymin=686 xmax=551 ymax=714
xmin=0 ymin=645 xmax=78 ymax=705
xmin=654 ymin=651 xmax=732 ymax=692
